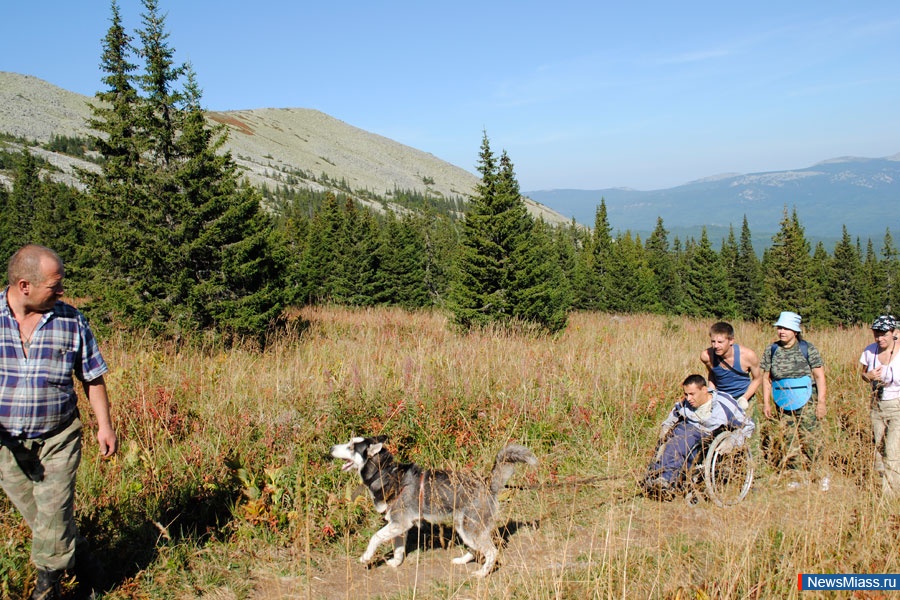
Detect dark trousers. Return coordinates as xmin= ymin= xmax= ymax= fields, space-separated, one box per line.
xmin=648 ymin=422 xmax=708 ymax=485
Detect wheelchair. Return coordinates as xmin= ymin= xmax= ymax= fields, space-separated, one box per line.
xmin=686 ymin=429 xmax=754 ymax=506
xmin=644 ymin=429 xmax=754 ymax=507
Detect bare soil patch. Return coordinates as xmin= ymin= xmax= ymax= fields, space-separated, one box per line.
xmin=248 ymin=471 xmax=860 ymax=599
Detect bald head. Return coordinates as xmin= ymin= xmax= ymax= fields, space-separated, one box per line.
xmin=8 ymin=245 xmax=65 ymax=287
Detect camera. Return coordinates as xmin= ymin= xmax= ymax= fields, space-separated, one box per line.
xmin=872 ymin=379 xmax=886 ymax=401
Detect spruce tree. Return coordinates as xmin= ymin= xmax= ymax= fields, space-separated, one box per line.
xmin=507 ymin=218 xmax=571 ymax=332
xmin=760 ymin=208 xmax=817 ymax=322
xmin=827 ymin=226 xmax=863 ymax=326
xmin=553 ymin=220 xmax=579 ymax=292
xmin=449 ymin=134 xmax=569 ymax=332
xmin=177 ymin=68 xmax=290 ymax=336
xmin=373 ymin=213 xmax=430 ymax=309
xmin=0 ymin=150 xmax=88 ymax=272
xmin=136 ymin=0 xmax=184 ymax=167
xmin=81 ymin=0 xmax=289 ymax=341
xmin=332 ymin=199 xmax=380 ymax=306
xmin=420 ymin=211 xmax=456 ymax=307
xmin=679 ymin=228 xmax=737 ymax=318
xmin=859 ymin=239 xmax=881 ymax=323
xmin=880 ymin=230 xmax=899 ymax=314
xmin=719 ymin=226 xmax=739 ymax=309
xmin=0 ymin=150 xmax=41 ymax=260
xmin=590 ymin=199 xmax=614 ymax=311
xmin=645 ymin=217 xmax=681 ymax=314
xmin=606 ymin=231 xmax=659 ymax=313
xmin=570 ymin=224 xmax=596 ymax=310
xmin=297 ymin=193 xmax=343 ymax=303
xmin=734 ymin=216 xmax=762 ymax=320
xmin=807 ymin=241 xmax=833 ymax=325
xmin=449 ymin=134 xmax=512 ymax=328
xmin=84 ymin=0 xmax=141 ymax=176
xmin=0 ymin=185 xmax=7 ymax=257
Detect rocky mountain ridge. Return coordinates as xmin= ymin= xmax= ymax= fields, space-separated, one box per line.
xmin=0 ymin=71 xmax=566 ymax=224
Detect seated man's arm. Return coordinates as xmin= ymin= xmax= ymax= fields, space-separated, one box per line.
xmin=727 ymin=409 xmax=755 ymax=446
xmin=658 ymin=404 xmax=681 ymax=440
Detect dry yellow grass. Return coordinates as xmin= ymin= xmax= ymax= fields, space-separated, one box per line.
xmin=1 ymin=306 xmax=892 ymax=599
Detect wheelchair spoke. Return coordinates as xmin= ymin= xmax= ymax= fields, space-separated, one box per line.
xmin=704 ymin=432 xmax=754 ymax=507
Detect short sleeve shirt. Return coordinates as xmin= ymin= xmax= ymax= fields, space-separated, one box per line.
xmin=0 ymin=289 xmax=108 ymax=438
xmin=859 ymin=342 xmax=900 ymax=401
xmin=760 ymin=340 xmax=823 ymax=380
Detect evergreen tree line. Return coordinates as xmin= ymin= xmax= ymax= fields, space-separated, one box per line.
xmin=0 ymin=0 xmax=896 ymax=340
xmin=2 ymin=125 xmax=898 ymax=337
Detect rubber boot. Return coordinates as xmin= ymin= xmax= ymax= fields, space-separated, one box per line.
xmin=31 ymin=569 xmax=62 ymax=600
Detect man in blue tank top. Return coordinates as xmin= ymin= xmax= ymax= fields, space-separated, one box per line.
xmin=700 ymin=322 xmax=761 ymax=411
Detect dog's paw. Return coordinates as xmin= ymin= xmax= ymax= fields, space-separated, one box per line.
xmin=359 ymin=553 xmax=373 ymax=565
xmin=386 ymin=556 xmax=404 ymax=568
xmin=473 ymin=567 xmax=491 ymax=578
xmin=451 ymin=552 xmax=475 ymax=565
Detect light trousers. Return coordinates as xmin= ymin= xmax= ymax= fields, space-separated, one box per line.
xmin=872 ymin=399 xmax=900 ymax=495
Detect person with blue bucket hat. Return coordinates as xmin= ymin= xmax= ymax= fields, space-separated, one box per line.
xmin=760 ymin=311 xmax=829 ymax=491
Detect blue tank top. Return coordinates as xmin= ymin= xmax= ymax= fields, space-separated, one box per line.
xmin=710 ymin=344 xmax=751 ymax=397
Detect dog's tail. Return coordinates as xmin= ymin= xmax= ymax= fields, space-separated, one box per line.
xmin=489 ymin=444 xmax=538 ymax=496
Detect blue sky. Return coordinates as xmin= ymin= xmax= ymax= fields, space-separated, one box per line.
xmin=3 ymin=1 xmax=900 ymax=191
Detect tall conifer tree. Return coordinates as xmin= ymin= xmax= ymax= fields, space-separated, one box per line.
xmin=606 ymin=232 xmax=659 ymax=313
xmin=0 ymin=150 xmax=40 ymax=261
xmin=734 ymin=216 xmax=762 ymax=320
xmin=81 ymin=0 xmax=288 ymax=341
xmin=827 ymin=226 xmax=863 ymax=326
xmin=590 ymin=199 xmax=614 ymax=311
xmin=645 ymin=217 xmax=681 ymax=314
xmin=449 ymin=134 xmax=569 ymax=331
xmin=880 ymin=230 xmax=899 ymax=314
xmin=679 ymin=228 xmax=736 ymax=318
xmin=760 ymin=208 xmax=817 ymax=322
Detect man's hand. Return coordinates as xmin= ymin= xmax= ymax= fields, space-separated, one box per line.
xmin=716 ymin=436 xmax=739 ymax=454
xmin=97 ymin=427 xmax=118 ymax=458
xmin=659 ymin=423 xmax=672 ymax=441
xmin=736 ymin=395 xmax=749 ymax=411
xmin=815 ymin=402 xmax=826 ymax=420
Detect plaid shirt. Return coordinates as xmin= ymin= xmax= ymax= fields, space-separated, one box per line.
xmin=0 ymin=289 xmax=108 ymax=438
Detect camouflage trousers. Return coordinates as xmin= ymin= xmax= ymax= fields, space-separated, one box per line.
xmin=762 ymin=403 xmax=824 ymax=476
xmin=0 ymin=415 xmax=82 ymax=571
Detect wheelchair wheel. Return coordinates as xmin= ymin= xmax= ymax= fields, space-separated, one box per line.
xmin=703 ymin=430 xmax=753 ymax=507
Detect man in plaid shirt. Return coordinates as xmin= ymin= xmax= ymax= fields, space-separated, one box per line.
xmin=0 ymin=245 xmax=117 ymax=600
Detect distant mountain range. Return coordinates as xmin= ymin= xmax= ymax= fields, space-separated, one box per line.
xmin=526 ymin=155 xmax=900 ymax=246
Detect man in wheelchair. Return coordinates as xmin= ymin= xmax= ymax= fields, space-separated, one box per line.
xmin=642 ymin=373 xmax=756 ymax=501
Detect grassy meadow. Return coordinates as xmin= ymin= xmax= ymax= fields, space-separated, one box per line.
xmin=1 ymin=307 xmax=895 ymax=599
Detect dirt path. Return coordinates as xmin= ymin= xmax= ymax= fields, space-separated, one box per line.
xmin=245 ymin=472 xmax=856 ymax=599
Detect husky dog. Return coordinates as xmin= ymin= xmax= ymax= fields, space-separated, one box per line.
xmin=330 ymin=435 xmax=537 ymax=577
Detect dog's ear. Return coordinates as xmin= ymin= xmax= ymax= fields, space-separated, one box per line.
xmin=374 ymin=434 xmax=388 ymax=444
xmin=367 ymin=442 xmax=383 ymax=457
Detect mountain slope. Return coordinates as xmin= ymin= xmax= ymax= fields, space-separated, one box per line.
xmin=0 ymin=71 xmax=566 ymax=224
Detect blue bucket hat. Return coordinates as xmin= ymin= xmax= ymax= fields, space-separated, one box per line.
xmin=774 ymin=311 xmax=802 ymax=333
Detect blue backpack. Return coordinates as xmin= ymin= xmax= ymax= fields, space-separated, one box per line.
xmin=768 ymin=340 xmax=810 ymax=365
